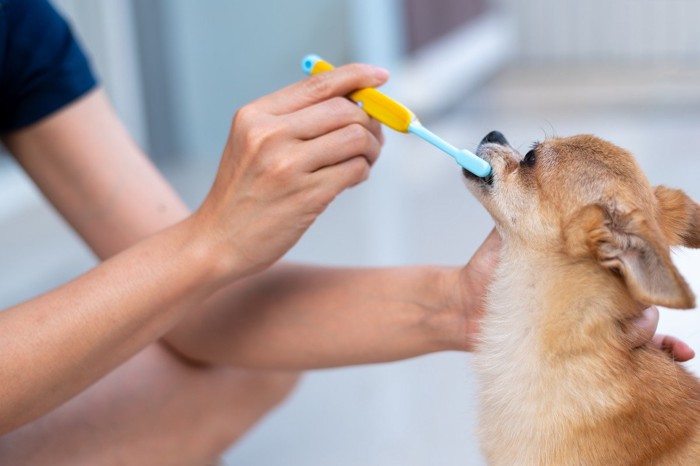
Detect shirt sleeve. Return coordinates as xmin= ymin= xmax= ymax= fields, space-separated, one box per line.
xmin=0 ymin=0 xmax=98 ymax=132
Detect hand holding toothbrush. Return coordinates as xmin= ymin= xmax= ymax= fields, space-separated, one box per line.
xmin=196 ymin=62 xmax=389 ymax=276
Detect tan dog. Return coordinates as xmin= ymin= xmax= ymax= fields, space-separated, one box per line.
xmin=464 ymin=131 xmax=700 ymax=465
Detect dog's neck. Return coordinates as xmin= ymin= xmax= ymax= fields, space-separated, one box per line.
xmin=483 ymin=239 xmax=641 ymax=360
xmin=474 ymin=238 xmax=644 ymax=460
xmin=475 ymin=235 xmax=700 ymax=465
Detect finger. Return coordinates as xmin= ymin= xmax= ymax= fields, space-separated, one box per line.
xmin=468 ymin=228 xmax=502 ymax=271
xmin=651 ymin=334 xmax=696 ymax=362
xmin=255 ymin=63 xmax=389 ymax=115
xmin=481 ymin=228 xmax=502 ymax=252
xmin=300 ymin=123 xmax=383 ymax=172
xmin=287 ymin=97 xmax=374 ymax=140
xmin=315 ymin=155 xmax=372 ymax=195
xmin=368 ymin=117 xmax=385 ymax=146
xmin=628 ymin=306 xmax=659 ymax=349
xmin=462 ymin=228 xmax=501 ymax=298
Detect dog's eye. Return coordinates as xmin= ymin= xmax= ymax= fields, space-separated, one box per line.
xmin=521 ymin=149 xmax=537 ymax=167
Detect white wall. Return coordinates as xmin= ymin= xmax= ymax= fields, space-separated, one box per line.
xmin=499 ymin=0 xmax=700 ymax=62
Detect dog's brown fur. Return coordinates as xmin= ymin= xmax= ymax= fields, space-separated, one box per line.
xmin=465 ymin=133 xmax=700 ymax=465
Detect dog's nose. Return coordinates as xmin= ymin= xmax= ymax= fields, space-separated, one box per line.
xmin=481 ymin=131 xmax=509 ymax=146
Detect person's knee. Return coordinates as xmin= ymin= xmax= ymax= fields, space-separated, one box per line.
xmin=251 ymin=369 xmax=300 ymax=403
xmin=160 ymin=340 xmax=301 ymax=406
xmin=199 ymin=367 xmax=301 ymax=458
xmin=225 ymin=368 xmax=301 ymax=414
xmin=0 ymin=344 xmax=302 ymax=466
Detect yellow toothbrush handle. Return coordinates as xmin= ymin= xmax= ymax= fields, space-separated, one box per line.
xmin=302 ymin=55 xmax=415 ymax=133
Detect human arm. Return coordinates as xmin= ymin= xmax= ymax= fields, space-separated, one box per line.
xmin=7 ymin=86 xmax=687 ymax=378
xmin=2 ymin=67 xmax=688 ymax=437
xmin=2 ymin=79 xmax=487 ymax=376
xmin=0 ymin=62 xmax=387 ymax=432
xmin=628 ymin=306 xmax=695 ymax=360
xmin=165 ymin=225 xmax=696 ymax=368
xmin=162 ymin=229 xmax=503 ymax=369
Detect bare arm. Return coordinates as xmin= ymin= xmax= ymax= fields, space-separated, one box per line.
xmin=166 ymin=264 xmax=462 ymax=369
xmin=2 ymin=65 xmax=681 ymax=437
xmin=3 ymin=77 xmax=489 ymax=374
xmin=164 ymin=231 xmax=504 ymax=370
xmin=5 ymin=85 xmax=492 ymax=372
xmin=0 ymin=63 xmax=390 ymax=432
xmin=0 ymin=192 xmax=223 ymax=434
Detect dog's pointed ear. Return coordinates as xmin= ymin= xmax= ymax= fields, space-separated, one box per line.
xmin=654 ymin=186 xmax=700 ymax=248
xmin=564 ymin=204 xmax=695 ymax=309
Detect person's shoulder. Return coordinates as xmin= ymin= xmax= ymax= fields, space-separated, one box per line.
xmin=4 ymin=0 xmax=72 ymax=44
xmin=0 ymin=0 xmax=97 ymax=132
xmin=4 ymin=0 xmax=59 ymax=25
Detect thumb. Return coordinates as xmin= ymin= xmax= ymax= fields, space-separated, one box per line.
xmin=628 ymin=306 xmax=659 ymax=349
xmin=627 ymin=305 xmax=695 ymax=361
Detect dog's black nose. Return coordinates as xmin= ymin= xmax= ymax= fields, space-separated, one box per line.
xmin=481 ymin=130 xmax=509 ymax=146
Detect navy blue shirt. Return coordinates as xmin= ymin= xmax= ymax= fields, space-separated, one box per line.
xmin=0 ymin=0 xmax=97 ymax=132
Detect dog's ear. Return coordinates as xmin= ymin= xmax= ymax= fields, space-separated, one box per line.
xmin=654 ymin=186 xmax=700 ymax=248
xmin=565 ymin=204 xmax=695 ymax=309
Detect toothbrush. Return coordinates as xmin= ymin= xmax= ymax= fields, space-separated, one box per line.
xmin=301 ymin=54 xmax=491 ymax=178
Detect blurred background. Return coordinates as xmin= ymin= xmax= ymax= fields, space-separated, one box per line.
xmin=2 ymin=0 xmax=700 ymax=464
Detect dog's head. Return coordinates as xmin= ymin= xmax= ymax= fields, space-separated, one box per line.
xmin=464 ymin=131 xmax=700 ymax=309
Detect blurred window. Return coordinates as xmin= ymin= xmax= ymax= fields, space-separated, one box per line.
xmin=404 ymin=0 xmax=489 ymax=53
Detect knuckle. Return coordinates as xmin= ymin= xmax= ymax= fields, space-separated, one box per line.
xmin=349 ymin=158 xmax=371 ymax=184
xmin=348 ymin=125 xmax=375 ymax=154
xmin=263 ymin=155 xmax=295 ymax=180
xmin=306 ymin=187 xmax=335 ymax=211
xmin=370 ymin=119 xmax=385 ymax=143
xmin=242 ymin=120 xmax=285 ymax=153
xmin=243 ymin=127 xmax=270 ymax=152
xmin=345 ymin=123 xmax=369 ymax=144
xmin=328 ymin=97 xmax=359 ymax=120
xmin=232 ymin=104 xmax=290 ymax=155
xmin=366 ymin=143 xmax=381 ymax=166
xmin=232 ymin=103 xmax=258 ymax=129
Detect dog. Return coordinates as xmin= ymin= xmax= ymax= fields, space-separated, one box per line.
xmin=464 ymin=131 xmax=700 ymax=465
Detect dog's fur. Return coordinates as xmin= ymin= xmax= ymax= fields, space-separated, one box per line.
xmin=464 ymin=132 xmax=700 ymax=465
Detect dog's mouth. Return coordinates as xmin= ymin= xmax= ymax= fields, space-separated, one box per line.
xmin=462 ymin=131 xmax=511 ymax=186
xmin=462 ymin=167 xmax=494 ymax=186
xmin=463 ymin=130 xmax=509 ymax=186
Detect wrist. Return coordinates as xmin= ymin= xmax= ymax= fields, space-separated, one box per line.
xmin=431 ymin=266 xmax=481 ymax=353
xmin=184 ymin=207 xmax=262 ymax=285
xmin=174 ymin=214 xmax=243 ymax=289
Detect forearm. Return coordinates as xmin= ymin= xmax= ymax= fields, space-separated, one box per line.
xmin=0 ymin=217 xmax=226 ymax=434
xmin=5 ymin=89 xmax=472 ymax=377
xmin=164 ymin=263 xmax=466 ymax=370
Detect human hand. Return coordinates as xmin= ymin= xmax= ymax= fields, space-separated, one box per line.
xmin=439 ymin=228 xmax=501 ymax=352
xmin=194 ymin=63 xmax=388 ymax=277
xmin=628 ymin=306 xmax=695 ymax=361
